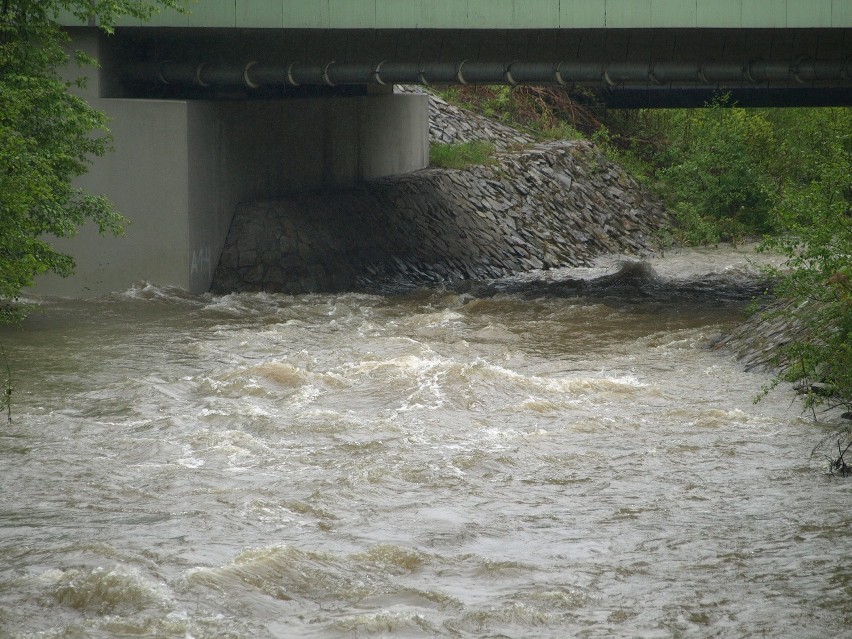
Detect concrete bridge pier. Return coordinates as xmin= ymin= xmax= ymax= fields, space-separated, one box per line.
xmin=34 ymin=29 xmax=429 ymax=297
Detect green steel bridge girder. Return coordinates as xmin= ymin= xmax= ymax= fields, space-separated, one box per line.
xmin=61 ymin=1 xmax=852 ymax=104
xmin=65 ymin=0 xmax=852 ymax=29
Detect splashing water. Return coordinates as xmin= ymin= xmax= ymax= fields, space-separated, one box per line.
xmin=1 ymin=246 xmax=846 ymax=638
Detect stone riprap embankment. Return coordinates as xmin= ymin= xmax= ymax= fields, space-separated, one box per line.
xmin=212 ymin=139 xmax=670 ymax=294
xmin=395 ymin=85 xmax=535 ymax=149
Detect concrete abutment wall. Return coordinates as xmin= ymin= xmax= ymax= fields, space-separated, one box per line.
xmin=32 ymin=29 xmax=428 ymax=297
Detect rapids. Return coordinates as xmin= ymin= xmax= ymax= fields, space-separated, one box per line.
xmin=1 ymin=246 xmax=849 ymax=638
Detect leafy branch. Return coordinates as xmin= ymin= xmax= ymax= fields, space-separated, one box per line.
xmin=1 ymin=0 xmax=186 ymax=317
xmin=811 ymin=430 xmax=852 ymax=477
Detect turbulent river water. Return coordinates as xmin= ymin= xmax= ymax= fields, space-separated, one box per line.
xmin=1 ymin=246 xmax=850 ymax=638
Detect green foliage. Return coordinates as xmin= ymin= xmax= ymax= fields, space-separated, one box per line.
xmin=478 ymin=85 xmax=513 ymax=121
xmin=656 ymin=97 xmax=776 ymax=243
xmin=590 ymin=125 xmax=655 ymax=186
xmin=0 ymin=0 xmax=184 ymax=319
xmin=758 ymin=108 xmax=852 ymax=410
xmin=429 ymin=140 xmax=496 ymax=169
xmin=535 ymin=120 xmax=584 ymax=142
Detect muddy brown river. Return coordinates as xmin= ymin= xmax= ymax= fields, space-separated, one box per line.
xmin=1 ymin=246 xmax=849 ymax=638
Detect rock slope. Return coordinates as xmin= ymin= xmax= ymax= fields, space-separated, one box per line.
xmin=396 ymin=85 xmax=535 ymax=149
xmin=213 ymin=91 xmax=671 ymax=294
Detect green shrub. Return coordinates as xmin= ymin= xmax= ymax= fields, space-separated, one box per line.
xmin=535 ymin=120 xmax=584 ymax=142
xmin=759 ymin=108 xmax=852 ymax=410
xmin=657 ymin=97 xmax=776 ymax=243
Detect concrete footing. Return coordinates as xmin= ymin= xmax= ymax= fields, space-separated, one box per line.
xmin=32 ymin=29 xmax=428 ymax=297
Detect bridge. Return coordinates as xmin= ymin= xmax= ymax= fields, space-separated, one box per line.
xmin=39 ymin=0 xmax=851 ymax=296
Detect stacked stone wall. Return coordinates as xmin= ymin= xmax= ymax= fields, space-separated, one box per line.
xmin=213 ymin=139 xmax=670 ymax=294
xmin=395 ymin=85 xmax=535 ymax=149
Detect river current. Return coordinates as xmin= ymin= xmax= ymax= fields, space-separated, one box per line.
xmin=1 ymin=246 xmax=849 ymax=638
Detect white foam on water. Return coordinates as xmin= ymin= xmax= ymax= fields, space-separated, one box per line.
xmin=177 ymin=443 xmax=205 ymax=469
xmin=50 ymin=564 xmax=170 ymax=614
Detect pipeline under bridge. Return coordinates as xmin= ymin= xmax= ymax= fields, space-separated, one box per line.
xmin=123 ymin=57 xmax=851 ymax=107
xmin=99 ymin=22 xmax=852 ymax=107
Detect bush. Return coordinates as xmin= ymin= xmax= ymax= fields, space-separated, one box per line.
xmin=0 ymin=0 xmax=182 ymax=322
xmin=760 ymin=108 xmax=852 ymax=411
xmin=657 ymin=97 xmax=777 ymax=243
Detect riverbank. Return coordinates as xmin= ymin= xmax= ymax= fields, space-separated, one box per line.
xmin=213 ymin=89 xmax=669 ymax=294
xmin=718 ymin=295 xmax=852 ymax=418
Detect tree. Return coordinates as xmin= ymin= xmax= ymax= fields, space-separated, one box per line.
xmin=0 ymin=0 xmax=183 ymax=321
xmin=657 ymin=96 xmax=777 ymax=244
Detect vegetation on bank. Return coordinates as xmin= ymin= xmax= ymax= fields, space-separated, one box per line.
xmin=429 ymin=140 xmax=496 ymax=169
xmin=438 ymin=85 xmax=588 ymax=142
xmin=630 ymin=104 xmax=850 ymax=415
xmin=438 ymin=86 xmax=851 ymax=413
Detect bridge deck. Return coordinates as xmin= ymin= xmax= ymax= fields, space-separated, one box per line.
xmin=65 ymin=0 xmax=851 ymax=29
xmin=59 ymin=1 xmax=851 ymax=106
